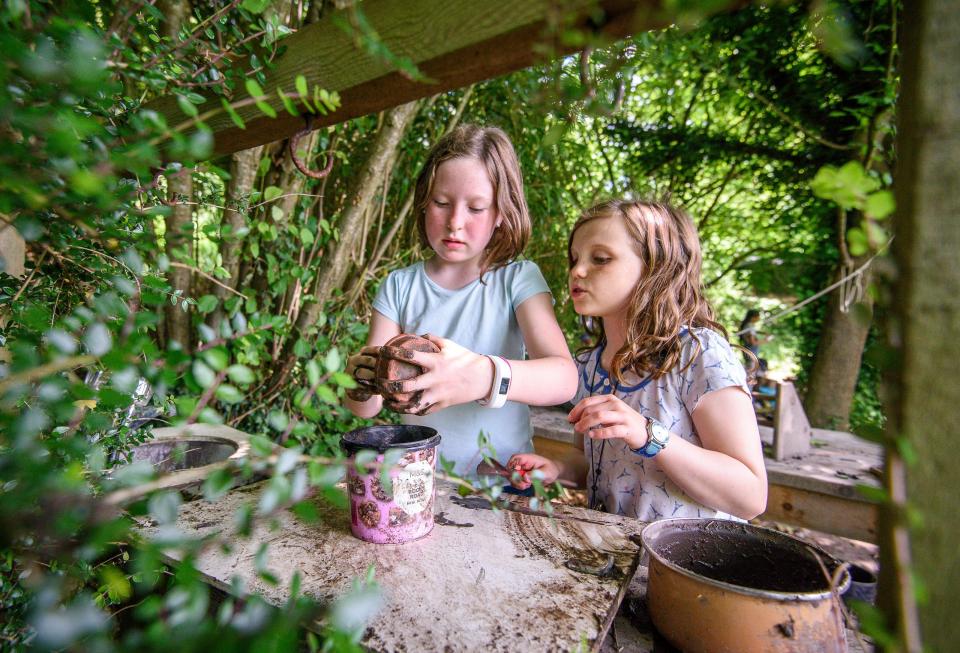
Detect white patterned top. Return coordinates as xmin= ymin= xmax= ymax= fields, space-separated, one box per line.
xmin=577 ymin=327 xmax=752 ymax=522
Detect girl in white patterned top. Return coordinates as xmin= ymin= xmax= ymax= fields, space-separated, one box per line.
xmin=508 ymin=200 xmax=767 ymax=522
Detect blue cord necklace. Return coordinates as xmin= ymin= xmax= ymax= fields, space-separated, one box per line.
xmin=588 ymin=349 xmax=609 ymax=511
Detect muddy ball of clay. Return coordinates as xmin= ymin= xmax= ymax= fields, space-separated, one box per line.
xmin=376 ymin=334 xmax=439 ymax=408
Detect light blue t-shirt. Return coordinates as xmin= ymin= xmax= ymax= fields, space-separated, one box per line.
xmin=577 ymin=328 xmax=752 ymax=522
xmin=372 ymin=260 xmax=551 ymax=475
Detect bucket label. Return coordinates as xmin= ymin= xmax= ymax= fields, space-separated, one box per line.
xmin=393 ymin=461 xmax=432 ymax=515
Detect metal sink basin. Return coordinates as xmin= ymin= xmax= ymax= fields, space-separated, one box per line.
xmin=131 ymin=437 xmax=238 ymax=473
xmin=107 ymin=424 xmax=256 ymax=504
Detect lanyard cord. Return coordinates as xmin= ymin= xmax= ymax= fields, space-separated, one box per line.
xmin=586 ymin=346 xmax=657 ymax=511
xmin=588 ymin=349 xmax=607 ymax=511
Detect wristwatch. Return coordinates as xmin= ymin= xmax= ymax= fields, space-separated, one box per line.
xmin=477 ymin=355 xmax=511 ymax=409
xmin=632 ymin=418 xmax=670 ymax=458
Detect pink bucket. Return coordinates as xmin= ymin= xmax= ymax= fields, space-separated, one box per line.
xmin=341 ymin=425 xmax=441 ymax=544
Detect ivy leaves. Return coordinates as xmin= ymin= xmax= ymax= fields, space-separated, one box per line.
xmin=812 ymin=161 xmax=894 ymax=255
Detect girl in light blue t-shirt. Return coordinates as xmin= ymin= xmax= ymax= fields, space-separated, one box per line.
xmin=509 ymin=200 xmax=768 ymax=522
xmin=345 ymin=125 xmax=577 ymax=475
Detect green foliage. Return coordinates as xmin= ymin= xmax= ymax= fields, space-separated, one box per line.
xmin=0 ymin=2 xmax=382 ymax=650
xmin=0 ymin=0 xmax=899 ymax=650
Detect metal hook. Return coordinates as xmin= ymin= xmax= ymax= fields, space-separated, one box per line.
xmin=288 ymin=114 xmax=335 ymax=180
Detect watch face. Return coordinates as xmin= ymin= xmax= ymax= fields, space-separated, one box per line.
xmin=651 ymin=421 xmax=668 ymax=442
xmin=647 ymin=419 xmax=669 ymax=448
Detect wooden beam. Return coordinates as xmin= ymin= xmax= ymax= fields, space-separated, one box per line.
xmin=763 ymin=484 xmax=878 ymax=544
xmin=146 ymin=0 xmax=662 ymax=157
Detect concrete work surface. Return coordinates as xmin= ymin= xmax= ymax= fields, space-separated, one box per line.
xmin=139 ymin=480 xmax=646 ymax=652
xmin=138 ymin=477 xmax=872 ymax=651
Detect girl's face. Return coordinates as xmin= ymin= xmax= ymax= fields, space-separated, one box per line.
xmin=424 ymin=156 xmax=499 ymax=269
xmin=569 ymin=216 xmax=643 ymax=321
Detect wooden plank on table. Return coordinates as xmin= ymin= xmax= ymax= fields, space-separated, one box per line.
xmin=139 ymin=480 xmax=644 ymax=652
xmin=145 ymin=0 xmax=660 ymax=158
xmin=762 ymin=483 xmax=878 ymax=543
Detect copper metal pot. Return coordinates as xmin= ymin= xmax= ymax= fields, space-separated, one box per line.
xmin=641 ymin=518 xmax=850 ymax=653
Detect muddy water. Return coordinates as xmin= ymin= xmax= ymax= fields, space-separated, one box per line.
xmin=652 ymin=520 xmax=840 ymax=593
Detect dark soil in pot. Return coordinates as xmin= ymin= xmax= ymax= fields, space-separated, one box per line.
xmin=651 ymin=520 xmax=843 ymax=593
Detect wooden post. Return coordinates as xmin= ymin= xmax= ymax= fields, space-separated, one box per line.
xmin=0 ymin=226 xmax=25 ymax=278
xmin=885 ymin=0 xmax=960 ymax=648
xmin=771 ymin=381 xmax=812 ymax=460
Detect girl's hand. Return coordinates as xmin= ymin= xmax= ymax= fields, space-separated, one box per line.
xmin=378 ymin=334 xmax=491 ymax=414
xmin=506 ymin=453 xmax=559 ymax=491
xmin=345 ymin=346 xmax=382 ymax=402
xmin=567 ymin=394 xmax=649 ymax=450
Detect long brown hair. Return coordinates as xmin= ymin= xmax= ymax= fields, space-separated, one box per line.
xmin=413 ymin=125 xmax=530 ymax=276
xmin=569 ymin=199 xmax=726 ymax=382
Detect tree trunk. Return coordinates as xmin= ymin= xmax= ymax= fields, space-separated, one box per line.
xmin=158 ymin=0 xmax=193 ymax=350
xmin=263 ymin=130 xmax=320 ymax=225
xmin=803 ymin=258 xmax=874 ymax=430
xmin=157 ymin=0 xmax=190 ymax=40
xmin=221 ymin=146 xmax=264 ymax=291
xmin=164 ymin=171 xmax=193 ymax=350
xmin=268 ymin=100 xmax=420 ymax=391
xmin=884 ymin=1 xmax=960 ymax=649
xmin=243 ymin=131 xmax=320 ymax=317
xmin=312 ymin=101 xmax=419 ymax=310
xmin=212 ymin=145 xmax=263 ymax=324
xmin=343 ymin=87 xmax=473 ymax=303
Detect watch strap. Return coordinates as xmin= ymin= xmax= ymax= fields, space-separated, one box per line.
xmin=632 ymin=418 xmax=670 ymax=458
xmin=478 ymin=355 xmax=511 ymax=409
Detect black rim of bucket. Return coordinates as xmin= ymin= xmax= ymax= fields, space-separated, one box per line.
xmin=341 ymin=425 xmax=440 ymax=455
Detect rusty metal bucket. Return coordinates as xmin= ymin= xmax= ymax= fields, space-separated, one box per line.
xmin=641 ymin=518 xmax=850 ymax=653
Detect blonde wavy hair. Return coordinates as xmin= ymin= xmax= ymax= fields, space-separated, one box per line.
xmin=569 ymin=199 xmax=727 ymax=383
xmin=414 ymin=125 xmax=530 ymax=277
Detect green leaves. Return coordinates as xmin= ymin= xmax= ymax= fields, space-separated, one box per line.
xmin=353 ymin=450 xmax=377 ymax=474
xmin=262 ymin=185 xmax=283 ymax=202
xmin=202 ymin=467 xmax=235 ymax=501
xmin=864 ymin=191 xmax=894 ymax=220
xmin=249 ymin=434 xmax=274 ymax=457
xmin=201 ymin=347 xmax=229 ymax=371
xmin=226 ymin=364 xmax=255 ymax=385
xmin=812 ymin=161 xmax=894 ymax=255
xmin=192 ymin=359 xmax=216 ymax=388
xmin=241 ymin=0 xmax=272 ymax=14
xmin=277 ymin=88 xmax=298 ymax=116
xmin=215 ymin=384 xmax=243 ymax=404
xmin=295 ymin=74 xmax=312 ymax=113
xmin=267 ymin=410 xmax=289 ymax=432
xmin=221 ymin=98 xmax=246 ymax=129
xmin=811 ymin=161 xmax=881 ymax=209
xmin=176 ymin=94 xmax=199 ymax=118
xmin=148 ymin=491 xmax=182 ymax=525
xmin=196 ymin=295 xmax=218 ymax=314
xmin=324 ymin=347 xmax=342 ymax=373
xmin=83 ymin=323 xmax=112 ymax=356
xmin=245 ymin=78 xmax=276 ymax=118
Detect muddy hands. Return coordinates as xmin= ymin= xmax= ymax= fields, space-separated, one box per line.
xmin=346 ymin=334 xmax=440 ymax=413
xmin=345 ymin=345 xmax=380 ymax=402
